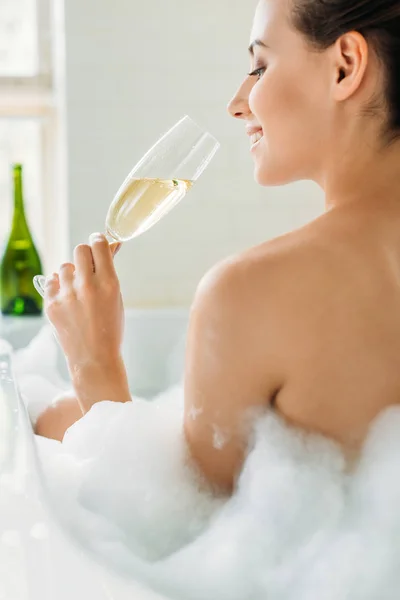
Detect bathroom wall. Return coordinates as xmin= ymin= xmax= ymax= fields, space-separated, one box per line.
xmin=63 ymin=0 xmax=324 ymax=308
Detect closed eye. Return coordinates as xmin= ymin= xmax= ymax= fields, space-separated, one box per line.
xmin=248 ymin=66 xmax=267 ymax=80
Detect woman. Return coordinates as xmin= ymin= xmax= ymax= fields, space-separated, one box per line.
xmin=37 ymin=0 xmax=400 ymax=494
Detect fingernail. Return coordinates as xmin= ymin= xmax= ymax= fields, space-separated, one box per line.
xmin=89 ymin=232 xmax=105 ymax=243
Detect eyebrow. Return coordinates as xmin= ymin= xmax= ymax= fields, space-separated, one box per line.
xmin=248 ymin=39 xmax=269 ymax=55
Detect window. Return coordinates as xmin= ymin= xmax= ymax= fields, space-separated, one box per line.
xmin=0 ymin=0 xmax=39 ymax=76
xmin=0 ymin=0 xmax=63 ymax=270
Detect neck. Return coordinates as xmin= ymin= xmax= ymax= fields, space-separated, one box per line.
xmin=318 ymin=122 xmax=400 ymax=214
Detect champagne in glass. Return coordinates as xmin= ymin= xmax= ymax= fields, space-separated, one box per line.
xmin=104 ymin=115 xmax=218 ymax=243
xmin=33 ymin=115 xmax=219 ymax=297
xmin=106 ymin=177 xmax=194 ymax=242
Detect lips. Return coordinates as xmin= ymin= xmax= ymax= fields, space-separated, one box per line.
xmin=246 ymin=126 xmax=264 ymax=149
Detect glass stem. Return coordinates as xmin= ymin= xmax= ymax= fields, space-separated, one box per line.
xmin=105 ymin=232 xmax=118 ymax=244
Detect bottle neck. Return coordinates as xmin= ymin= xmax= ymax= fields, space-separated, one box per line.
xmin=10 ymin=167 xmax=30 ymax=240
xmin=13 ymin=168 xmax=25 ymax=214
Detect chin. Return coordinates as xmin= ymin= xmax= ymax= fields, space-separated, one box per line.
xmin=254 ymin=153 xmax=303 ymax=187
xmin=254 ymin=165 xmax=294 ymax=187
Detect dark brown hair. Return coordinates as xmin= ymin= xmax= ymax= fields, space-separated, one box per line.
xmin=291 ymin=0 xmax=400 ymax=141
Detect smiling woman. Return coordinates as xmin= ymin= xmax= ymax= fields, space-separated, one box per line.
xmin=2 ymin=0 xmax=400 ymax=598
xmin=33 ymin=0 xmax=400 ymax=496
xmin=229 ymin=0 xmax=400 ymax=189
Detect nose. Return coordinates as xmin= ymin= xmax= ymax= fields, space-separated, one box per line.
xmin=227 ymin=78 xmax=253 ymax=120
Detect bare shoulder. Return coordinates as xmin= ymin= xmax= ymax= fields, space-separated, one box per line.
xmin=183 ymin=222 xmax=336 ymax=491
xmin=189 ymin=216 xmax=350 ymax=381
xmin=193 ymin=219 xmax=336 ymax=323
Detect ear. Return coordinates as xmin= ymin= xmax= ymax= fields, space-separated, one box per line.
xmin=333 ymin=31 xmax=369 ymax=102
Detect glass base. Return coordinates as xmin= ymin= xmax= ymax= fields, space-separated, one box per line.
xmin=33 ymin=275 xmax=46 ymax=299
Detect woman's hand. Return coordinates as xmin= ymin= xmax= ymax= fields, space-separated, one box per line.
xmin=44 ymin=233 xmax=123 ymax=371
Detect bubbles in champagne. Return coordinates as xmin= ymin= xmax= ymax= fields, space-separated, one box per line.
xmin=105 ymin=178 xmax=193 ymax=242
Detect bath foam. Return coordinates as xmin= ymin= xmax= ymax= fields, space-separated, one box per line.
xmin=12 ymin=327 xmax=400 ymax=600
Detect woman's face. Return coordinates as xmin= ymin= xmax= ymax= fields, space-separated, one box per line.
xmin=228 ymin=0 xmax=334 ymax=186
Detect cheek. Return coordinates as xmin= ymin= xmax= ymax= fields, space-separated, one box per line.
xmin=250 ymin=72 xmax=328 ymax=147
xmin=250 ymin=75 xmax=306 ymax=133
xmin=248 ymin=78 xmax=272 ymax=127
xmin=248 ymin=72 xmax=329 ymax=185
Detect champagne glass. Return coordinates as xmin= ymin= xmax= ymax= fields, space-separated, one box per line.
xmin=33 ymin=115 xmax=219 ymax=297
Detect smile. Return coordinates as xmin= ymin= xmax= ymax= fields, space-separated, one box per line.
xmin=250 ymin=131 xmax=263 ymax=149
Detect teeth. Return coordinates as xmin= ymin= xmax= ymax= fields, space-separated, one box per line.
xmin=251 ymin=132 xmax=263 ymax=145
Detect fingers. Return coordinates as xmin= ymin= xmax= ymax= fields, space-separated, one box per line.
xmin=74 ymin=240 xmax=121 ymax=284
xmin=89 ymin=233 xmax=116 ymax=278
xmin=52 ymin=236 xmax=121 ymax=294
xmin=59 ymin=263 xmax=75 ymax=291
xmin=44 ymin=273 xmax=60 ymax=299
xmin=74 ymin=244 xmax=94 ymax=282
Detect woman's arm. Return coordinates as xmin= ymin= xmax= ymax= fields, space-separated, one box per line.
xmin=33 ymin=359 xmax=130 ymax=440
xmin=44 ymin=234 xmax=131 ymax=414
xmin=183 ymin=258 xmax=285 ymax=493
xmin=35 ymin=393 xmax=84 ymax=441
xmin=69 ymin=357 xmax=131 ymax=413
xmin=34 ymin=237 xmax=131 ymax=441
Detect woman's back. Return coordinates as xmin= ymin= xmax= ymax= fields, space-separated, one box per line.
xmin=248 ymin=197 xmax=400 ymax=455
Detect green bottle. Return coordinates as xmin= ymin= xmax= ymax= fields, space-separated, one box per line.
xmin=1 ymin=164 xmax=43 ymax=316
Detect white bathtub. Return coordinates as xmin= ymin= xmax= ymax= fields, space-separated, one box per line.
xmin=0 ymin=309 xmax=189 ymax=600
